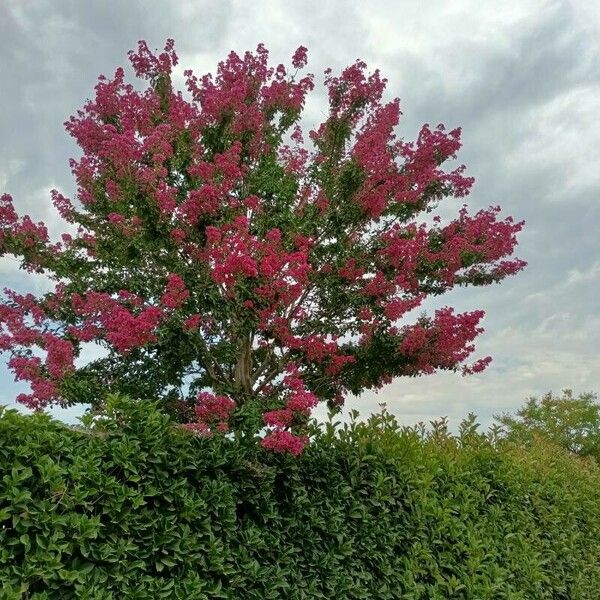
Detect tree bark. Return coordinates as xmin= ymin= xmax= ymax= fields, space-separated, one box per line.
xmin=233 ymin=334 xmax=253 ymax=397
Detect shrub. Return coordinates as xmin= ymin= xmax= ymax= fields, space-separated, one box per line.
xmin=1 ymin=398 xmax=599 ymax=598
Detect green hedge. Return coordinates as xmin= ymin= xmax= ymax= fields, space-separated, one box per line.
xmin=1 ymin=397 xmax=600 ymax=599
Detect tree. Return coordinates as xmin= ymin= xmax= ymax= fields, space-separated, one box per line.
xmin=496 ymin=389 xmax=600 ymax=460
xmin=0 ymin=40 xmax=525 ymax=453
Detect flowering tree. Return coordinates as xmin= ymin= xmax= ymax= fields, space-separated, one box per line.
xmin=0 ymin=40 xmax=525 ymax=454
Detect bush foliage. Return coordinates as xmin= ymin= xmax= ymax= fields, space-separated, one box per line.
xmin=1 ymin=397 xmax=599 ymax=599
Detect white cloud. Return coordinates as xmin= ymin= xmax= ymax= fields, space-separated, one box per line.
xmin=0 ymin=159 xmax=25 ymax=190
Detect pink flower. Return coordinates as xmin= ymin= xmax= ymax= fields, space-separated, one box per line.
xmin=43 ymin=334 xmax=75 ymax=379
xmin=286 ymin=390 xmax=318 ymax=414
xmin=292 ymin=46 xmax=308 ymax=69
xmin=107 ymin=212 xmax=125 ymax=224
xmin=170 ymin=228 xmax=186 ymax=244
xmin=263 ymin=408 xmax=294 ymax=427
xmin=194 ymin=391 xmax=236 ymax=423
xmin=182 ymin=392 xmax=236 ymax=435
xmin=161 ymin=274 xmax=190 ymax=309
xmin=261 ymin=430 xmax=308 ymax=456
xmin=183 ymin=314 xmax=201 ymax=331
xmin=205 ymin=225 xmax=221 ymax=244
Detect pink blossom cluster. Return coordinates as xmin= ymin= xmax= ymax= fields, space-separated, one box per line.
xmin=50 ymin=190 xmax=76 ymax=222
xmin=182 ymin=391 xmax=236 ymax=435
xmin=0 ymin=290 xmax=75 ymax=409
xmin=2 ymin=334 xmax=73 ymax=410
xmin=0 ymin=194 xmax=48 ymax=250
xmin=260 ymin=366 xmax=318 ymax=455
xmin=128 ymin=38 xmax=178 ymax=81
xmin=71 ymin=292 xmax=162 ymax=354
xmin=260 ymin=429 xmax=308 ymax=457
xmin=161 ymin=274 xmax=190 ymax=309
xmin=204 ymin=219 xmax=312 ymax=315
xmin=323 ymin=60 xmax=386 ymax=123
xmin=43 ymin=333 xmax=75 ymax=379
xmin=398 ymin=307 xmax=490 ymax=376
xmin=183 ymin=43 xmax=313 ymax=161
xmin=350 ymin=103 xmax=475 ymax=218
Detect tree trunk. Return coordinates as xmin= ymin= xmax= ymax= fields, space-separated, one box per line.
xmin=233 ymin=335 xmax=253 ymax=397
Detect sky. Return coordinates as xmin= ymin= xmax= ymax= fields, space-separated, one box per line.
xmin=1 ymin=0 xmax=599 ymax=430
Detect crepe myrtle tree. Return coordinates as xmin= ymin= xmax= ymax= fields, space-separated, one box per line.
xmin=0 ymin=40 xmax=525 ymax=454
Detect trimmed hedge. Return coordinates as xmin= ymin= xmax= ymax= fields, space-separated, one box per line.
xmin=1 ymin=397 xmax=600 ymax=599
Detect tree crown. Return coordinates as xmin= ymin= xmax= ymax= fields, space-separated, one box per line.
xmin=496 ymin=389 xmax=600 ymax=458
xmin=0 ymin=40 xmax=525 ymax=453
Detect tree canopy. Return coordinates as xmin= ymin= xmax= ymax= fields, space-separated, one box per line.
xmin=0 ymin=40 xmax=525 ymax=453
xmin=497 ymin=389 xmax=600 ymax=460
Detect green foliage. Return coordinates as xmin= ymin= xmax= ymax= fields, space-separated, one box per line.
xmin=496 ymin=389 xmax=600 ymax=460
xmin=1 ymin=398 xmax=600 ymax=598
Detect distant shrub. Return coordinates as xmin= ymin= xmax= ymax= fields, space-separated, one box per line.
xmin=1 ymin=397 xmax=599 ymax=598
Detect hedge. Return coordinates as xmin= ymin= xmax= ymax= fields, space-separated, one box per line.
xmin=1 ymin=396 xmax=600 ymax=599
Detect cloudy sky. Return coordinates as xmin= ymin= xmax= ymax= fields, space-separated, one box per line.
xmin=1 ymin=0 xmax=599 ymax=429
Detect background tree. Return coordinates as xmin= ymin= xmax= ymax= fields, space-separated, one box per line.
xmin=496 ymin=389 xmax=600 ymax=460
xmin=0 ymin=40 xmax=525 ymax=453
